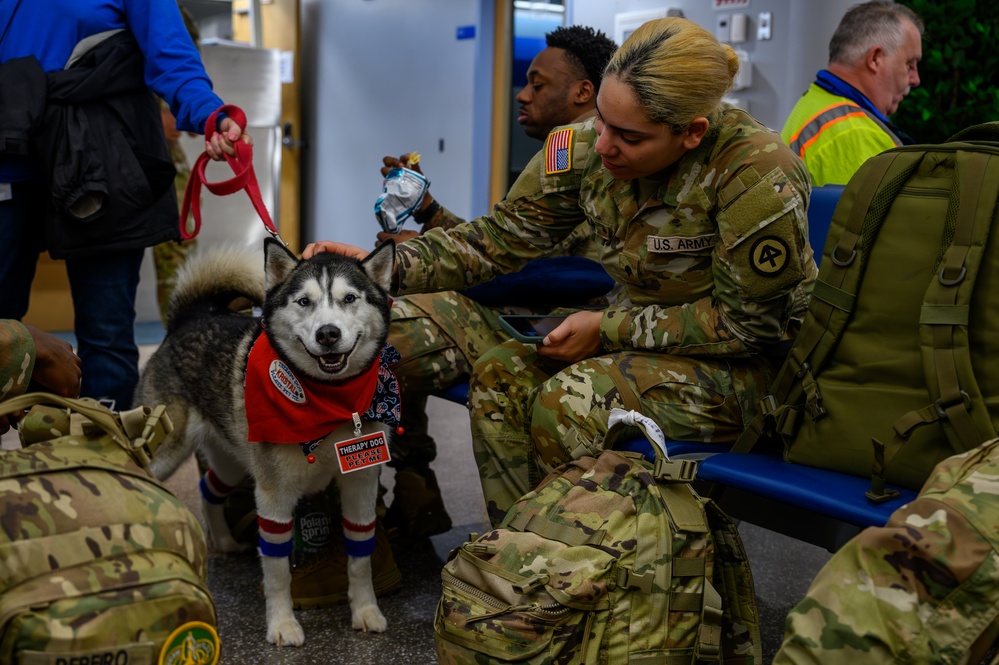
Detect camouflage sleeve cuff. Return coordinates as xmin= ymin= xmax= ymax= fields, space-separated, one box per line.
xmin=599 ymin=302 xmax=749 ymax=355
xmin=421 ymin=203 xmax=464 ymax=233
xmin=394 ymin=243 xmax=432 ymax=295
xmin=0 ymin=320 xmax=36 ymax=401
xmin=599 ymin=308 xmax=627 ymax=351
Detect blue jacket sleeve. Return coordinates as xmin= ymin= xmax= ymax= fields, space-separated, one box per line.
xmin=124 ymin=0 xmax=224 ymax=134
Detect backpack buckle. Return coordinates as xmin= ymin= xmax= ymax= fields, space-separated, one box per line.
xmin=512 ymin=574 xmax=549 ymax=594
xmin=865 ymin=487 xmax=902 ymax=503
xmin=938 ymin=265 xmax=967 ymax=286
xmin=935 ymin=390 xmax=971 ymax=418
xmin=466 ymin=542 xmax=497 ymax=556
xmin=805 ymin=396 xmax=827 ymax=420
xmin=616 ymin=567 xmax=654 ymax=593
xmin=654 ymin=458 xmax=697 ymax=483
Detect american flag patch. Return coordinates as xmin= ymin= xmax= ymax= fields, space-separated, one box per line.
xmin=545 ymin=128 xmax=573 ymax=175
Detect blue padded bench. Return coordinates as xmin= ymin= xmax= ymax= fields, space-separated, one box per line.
xmin=439 ymin=382 xmax=473 ymax=406
xmin=807 ymin=184 xmax=845 ymax=268
xmin=696 ymin=452 xmax=917 ymax=552
xmin=462 ymin=256 xmax=614 ymax=308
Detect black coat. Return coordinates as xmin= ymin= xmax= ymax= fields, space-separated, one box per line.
xmin=0 ymin=30 xmax=178 ymax=258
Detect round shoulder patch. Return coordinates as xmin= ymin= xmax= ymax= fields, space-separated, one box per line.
xmin=749 ymin=236 xmax=791 ymax=277
xmin=269 ymin=359 xmax=308 ymax=404
xmin=159 ymin=621 xmax=220 ymax=665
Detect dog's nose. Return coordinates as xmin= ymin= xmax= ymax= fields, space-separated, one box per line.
xmin=315 ymin=325 xmax=341 ymax=347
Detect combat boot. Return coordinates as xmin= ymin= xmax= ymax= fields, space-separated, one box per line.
xmin=290 ymin=521 xmax=401 ymax=609
xmin=385 ymin=466 xmax=452 ymax=538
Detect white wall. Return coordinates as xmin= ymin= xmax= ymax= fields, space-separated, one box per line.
xmin=300 ymin=0 xmax=493 ymax=248
xmin=567 ymin=0 xmax=855 ymax=131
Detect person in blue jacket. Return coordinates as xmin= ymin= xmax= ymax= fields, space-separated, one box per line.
xmin=0 ymin=0 xmax=249 ymax=410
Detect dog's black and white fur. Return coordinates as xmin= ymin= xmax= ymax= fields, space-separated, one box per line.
xmin=136 ymin=238 xmax=396 ymax=646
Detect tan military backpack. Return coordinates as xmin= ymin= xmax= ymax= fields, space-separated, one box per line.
xmin=0 ymin=394 xmax=219 ymax=665
xmin=435 ymin=409 xmax=761 ymax=664
xmin=733 ymin=122 xmax=999 ymax=501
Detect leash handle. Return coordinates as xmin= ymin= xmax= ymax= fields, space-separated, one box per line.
xmin=178 ymin=104 xmax=281 ymax=242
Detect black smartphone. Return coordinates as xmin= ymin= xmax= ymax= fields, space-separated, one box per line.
xmin=498 ymin=315 xmax=569 ymax=344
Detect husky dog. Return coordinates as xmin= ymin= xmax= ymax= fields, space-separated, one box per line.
xmin=136 ymin=237 xmax=397 ymax=646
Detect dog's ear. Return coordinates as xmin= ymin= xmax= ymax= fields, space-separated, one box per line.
xmin=263 ymin=237 xmax=299 ymax=291
xmin=361 ymin=240 xmax=396 ymax=292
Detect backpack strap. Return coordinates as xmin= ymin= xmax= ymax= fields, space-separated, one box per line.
xmin=606 ymin=410 xmax=728 ymax=661
xmin=704 ymin=500 xmax=763 ymax=664
xmin=730 ymin=151 xmax=920 ymax=455
xmin=1 ymin=393 xmax=174 ymax=468
xmin=947 ymin=121 xmax=999 ymax=142
xmin=871 ymin=150 xmax=999 ymax=500
xmin=921 ymin=150 xmax=999 ymax=447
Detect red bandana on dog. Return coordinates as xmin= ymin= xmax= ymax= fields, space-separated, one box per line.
xmin=244 ymin=331 xmax=381 ymax=444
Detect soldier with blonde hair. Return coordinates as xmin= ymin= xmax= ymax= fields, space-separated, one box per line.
xmin=306 ymin=17 xmax=816 ymax=524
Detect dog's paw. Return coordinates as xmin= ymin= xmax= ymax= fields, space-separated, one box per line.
xmin=351 ymin=603 xmax=387 ymax=633
xmin=267 ymin=617 xmax=305 ymax=647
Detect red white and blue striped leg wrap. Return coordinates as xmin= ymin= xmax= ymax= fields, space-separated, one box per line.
xmin=342 ymin=518 xmax=376 ymax=557
xmin=258 ymin=516 xmax=294 ymax=558
xmin=199 ymin=468 xmax=233 ymax=505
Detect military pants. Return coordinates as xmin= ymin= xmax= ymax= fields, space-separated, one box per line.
xmin=386 ymin=292 xmax=514 ymax=469
xmin=153 ymin=239 xmax=196 ymax=325
xmin=774 ymin=438 xmax=999 ymax=665
xmin=469 ymin=341 xmax=774 ymax=524
xmin=153 ymin=136 xmax=195 ymax=326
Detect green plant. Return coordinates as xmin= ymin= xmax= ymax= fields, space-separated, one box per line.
xmin=894 ymin=0 xmax=999 ymax=143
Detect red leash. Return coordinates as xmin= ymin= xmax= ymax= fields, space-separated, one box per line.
xmin=178 ymin=104 xmax=284 ymax=244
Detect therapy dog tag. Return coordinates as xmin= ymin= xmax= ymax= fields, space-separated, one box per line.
xmin=336 ymin=431 xmax=392 ymax=474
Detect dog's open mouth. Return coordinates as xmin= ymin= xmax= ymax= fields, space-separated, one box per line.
xmin=304 ymin=336 xmax=359 ymax=375
xmin=317 ymin=352 xmax=347 ymax=373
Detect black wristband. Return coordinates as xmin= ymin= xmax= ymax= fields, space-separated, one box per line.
xmin=413 ymin=199 xmax=441 ymax=226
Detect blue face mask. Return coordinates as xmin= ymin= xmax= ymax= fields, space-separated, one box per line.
xmin=374 ymin=167 xmax=430 ymax=233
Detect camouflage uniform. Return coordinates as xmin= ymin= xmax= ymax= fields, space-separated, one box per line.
xmin=153 ymin=3 xmax=199 ymax=325
xmin=395 ymin=109 xmax=816 ymax=521
xmin=152 ymin=100 xmax=196 ymax=325
xmin=774 ymin=438 xmax=999 ymax=664
xmin=0 ymin=320 xmax=35 ymax=402
xmin=388 ymin=292 xmax=508 ymax=467
xmin=388 ymin=195 xmax=605 ymax=468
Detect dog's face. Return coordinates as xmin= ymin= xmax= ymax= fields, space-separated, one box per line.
xmin=261 ymin=239 xmax=395 ymax=384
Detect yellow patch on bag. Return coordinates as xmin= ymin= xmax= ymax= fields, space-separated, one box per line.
xmin=544 ymin=128 xmax=573 ymax=174
xmin=159 ymin=621 xmax=220 ymax=665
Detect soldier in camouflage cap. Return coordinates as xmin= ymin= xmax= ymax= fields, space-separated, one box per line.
xmin=306 ymin=17 xmax=816 ymax=525
xmin=0 ymin=320 xmax=81 ymax=434
xmin=773 ymin=438 xmax=999 ymax=664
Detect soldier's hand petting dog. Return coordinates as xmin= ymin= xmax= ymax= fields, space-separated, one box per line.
xmin=303 ymin=241 xmax=371 ymax=262
xmin=538 ymin=311 xmax=603 ymax=363
xmin=303 ymin=241 xmax=400 ymax=289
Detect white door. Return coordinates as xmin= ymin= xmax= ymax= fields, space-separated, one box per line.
xmin=301 ymin=0 xmax=489 ymax=248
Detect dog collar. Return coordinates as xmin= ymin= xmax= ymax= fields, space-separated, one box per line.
xmin=244 ymin=331 xmax=402 ymax=445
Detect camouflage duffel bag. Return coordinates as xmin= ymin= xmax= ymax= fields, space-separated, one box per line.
xmin=435 ymin=409 xmax=762 ymax=664
xmin=0 ymin=393 xmax=220 ymax=665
